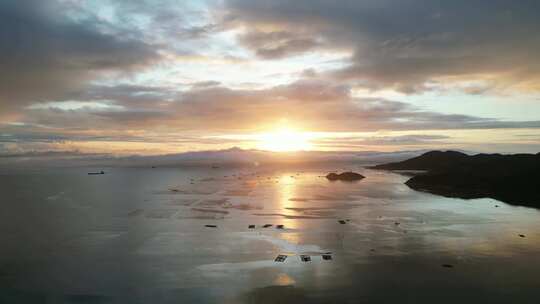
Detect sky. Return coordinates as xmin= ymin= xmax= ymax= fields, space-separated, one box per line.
xmin=1 ymin=0 xmax=540 ymax=156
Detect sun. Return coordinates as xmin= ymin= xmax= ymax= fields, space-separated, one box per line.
xmin=256 ymin=128 xmax=313 ymax=152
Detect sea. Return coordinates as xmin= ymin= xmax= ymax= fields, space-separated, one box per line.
xmin=1 ymin=164 xmax=539 ymax=303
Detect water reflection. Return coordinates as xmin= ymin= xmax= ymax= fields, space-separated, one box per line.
xmin=1 ymin=166 xmax=539 ymax=303
xmin=277 ymin=174 xmax=300 ymax=229
xmin=273 ymin=273 xmax=296 ymax=286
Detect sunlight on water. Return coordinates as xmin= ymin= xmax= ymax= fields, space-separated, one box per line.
xmin=1 ymin=166 xmax=539 ymax=303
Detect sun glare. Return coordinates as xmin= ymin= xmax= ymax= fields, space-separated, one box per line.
xmin=256 ymin=128 xmax=313 ymax=152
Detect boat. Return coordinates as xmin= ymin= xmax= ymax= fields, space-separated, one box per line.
xmin=88 ymin=171 xmax=105 ymax=175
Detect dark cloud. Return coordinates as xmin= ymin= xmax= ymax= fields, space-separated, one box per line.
xmin=238 ymin=30 xmax=320 ymax=59
xmin=164 ymin=81 xmax=540 ymax=131
xmin=224 ymin=0 xmax=540 ymax=93
xmin=71 ymin=84 xmax=178 ymax=108
xmin=0 ymin=0 xmax=160 ymax=113
xmin=13 ymin=80 xmax=540 ymax=133
xmin=191 ymin=81 xmax=222 ymax=88
xmin=313 ymin=134 xmax=451 ymax=149
xmin=3 ymin=78 xmax=540 ymax=155
xmin=92 ymin=109 xmax=171 ymax=122
xmin=178 ymin=24 xmax=221 ymax=40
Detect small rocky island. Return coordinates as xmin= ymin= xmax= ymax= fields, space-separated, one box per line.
xmin=371 ymin=151 xmax=540 ymax=208
xmin=326 ymin=171 xmax=365 ymax=181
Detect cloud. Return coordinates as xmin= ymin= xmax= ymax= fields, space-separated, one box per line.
xmin=0 ymin=0 xmax=160 ymax=114
xmin=191 ymin=81 xmax=222 ymax=88
xmin=317 ymin=134 xmax=450 ymax=145
xmin=11 ymin=80 xmax=540 ymax=135
xmin=312 ymin=134 xmax=452 ymax=150
xmin=238 ymin=30 xmax=320 ymax=59
xmin=223 ymin=0 xmax=540 ymax=93
xmin=2 ymin=0 xmax=540 ymax=156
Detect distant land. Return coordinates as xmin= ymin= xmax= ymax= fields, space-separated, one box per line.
xmin=371 ymin=151 xmax=540 ymax=208
xmin=0 ymin=148 xmax=430 ymax=168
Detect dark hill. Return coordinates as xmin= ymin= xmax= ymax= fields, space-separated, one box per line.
xmin=371 ymin=150 xmax=540 ymax=208
xmin=370 ymin=150 xmax=469 ymax=171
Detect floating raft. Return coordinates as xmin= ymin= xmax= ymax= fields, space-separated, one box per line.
xmin=300 ymin=255 xmax=311 ymax=262
xmin=274 ymin=255 xmax=287 ymax=262
xmin=322 ymin=254 xmax=332 ymax=260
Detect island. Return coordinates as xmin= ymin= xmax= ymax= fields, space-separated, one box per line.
xmin=326 ymin=171 xmax=365 ymax=181
xmin=370 ymin=150 xmax=540 ymax=208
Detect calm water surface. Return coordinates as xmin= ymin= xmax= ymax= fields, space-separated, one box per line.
xmin=1 ymin=165 xmax=539 ymax=303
